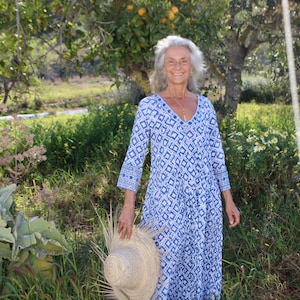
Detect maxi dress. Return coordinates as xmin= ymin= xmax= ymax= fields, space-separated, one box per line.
xmin=117 ymin=94 xmax=231 ymax=300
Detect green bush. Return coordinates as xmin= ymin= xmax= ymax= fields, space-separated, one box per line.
xmin=220 ymin=115 xmax=298 ymax=206
xmin=31 ymin=103 xmax=136 ymax=173
xmin=240 ymin=75 xmax=290 ymax=104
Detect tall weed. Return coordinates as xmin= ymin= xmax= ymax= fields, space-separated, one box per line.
xmin=222 ymin=191 xmax=300 ymax=299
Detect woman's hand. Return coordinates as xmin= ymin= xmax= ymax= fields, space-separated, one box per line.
xmin=222 ymin=189 xmax=240 ymax=228
xmin=118 ymin=205 xmax=135 ymax=239
xmin=225 ymin=200 xmax=240 ymax=228
xmin=117 ymin=189 xmax=136 ymax=239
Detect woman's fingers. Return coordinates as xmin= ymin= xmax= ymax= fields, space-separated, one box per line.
xmin=228 ymin=207 xmax=240 ymax=228
xmin=118 ymin=221 xmax=133 ymax=240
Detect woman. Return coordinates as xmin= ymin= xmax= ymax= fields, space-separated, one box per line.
xmin=117 ymin=35 xmax=240 ymax=299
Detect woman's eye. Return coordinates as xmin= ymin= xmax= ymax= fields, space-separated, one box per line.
xmin=167 ymin=61 xmax=175 ymax=65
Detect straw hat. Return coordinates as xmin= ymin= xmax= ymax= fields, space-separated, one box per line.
xmin=93 ymin=213 xmax=160 ymax=300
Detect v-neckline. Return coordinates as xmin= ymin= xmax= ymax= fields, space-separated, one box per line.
xmin=157 ymin=94 xmax=199 ymax=123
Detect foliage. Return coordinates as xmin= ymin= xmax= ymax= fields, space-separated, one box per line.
xmin=220 ymin=0 xmax=299 ymax=110
xmin=31 ymin=103 xmax=136 ymax=172
xmin=220 ymin=103 xmax=298 ymax=204
xmin=1 ymin=0 xmax=299 ymax=116
xmin=240 ymin=75 xmax=280 ymax=104
xmin=0 ymin=83 xmax=299 ymax=298
xmin=222 ymin=191 xmax=300 ymax=299
xmin=100 ymin=0 xmax=228 ymax=80
xmin=0 ymin=184 xmax=71 ymax=295
xmin=0 ymin=0 xmax=229 ymax=105
xmin=0 ymin=117 xmax=47 ymax=184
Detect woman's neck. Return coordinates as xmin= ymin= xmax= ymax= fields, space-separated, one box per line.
xmin=162 ymin=85 xmax=189 ymax=100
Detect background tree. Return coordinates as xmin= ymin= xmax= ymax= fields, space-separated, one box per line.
xmin=1 ymin=0 xmax=298 ymax=112
xmin=0 ymin=0 xmax=229 ymax=105
xmin=89 ymin=0 xmax=230 ymax=95
xmin=221 ymin=0 xmax=299 ymax=111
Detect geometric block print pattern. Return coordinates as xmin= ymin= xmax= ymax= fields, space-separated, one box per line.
xmin=117 ymin=94 xmax=231 ymax=299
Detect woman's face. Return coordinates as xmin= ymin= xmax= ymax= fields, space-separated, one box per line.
xmin=163 ymin=46 xmax=193 ymax=87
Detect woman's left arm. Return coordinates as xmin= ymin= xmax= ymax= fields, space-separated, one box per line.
xmin=222 ymin=189 xmax=240 ymax=228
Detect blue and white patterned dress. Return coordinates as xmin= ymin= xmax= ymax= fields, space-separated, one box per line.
xmin=117 ymin=94 xmax=230 ymax=300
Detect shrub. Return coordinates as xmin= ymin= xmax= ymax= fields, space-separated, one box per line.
xmin=220 ymin=115 xmax=298 ymax=207
xmin=0 ymin=117 xmax=47 ymax=184
xmin=240 ymin=75 xmax=290 ymax=104
xmin=31 ymin=103 xmax=136 ymax=173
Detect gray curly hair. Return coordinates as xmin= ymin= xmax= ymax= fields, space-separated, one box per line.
xmin=149 ymin=35 xmax=206 ymax=94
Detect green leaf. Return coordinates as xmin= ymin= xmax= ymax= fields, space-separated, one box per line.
xmin=0 ymin=184 xmax=16 ymax=222
xmin=12 ymin=213 xmax=70 ymax=261
xmin=0 ymin=223 xmax=14 ymax=244
xmin=0 ymin=242 xmax=11 ymax=259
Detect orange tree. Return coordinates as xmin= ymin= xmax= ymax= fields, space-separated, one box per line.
xmin=97 ymin=0 xmax=229 ymax=93
xmin=0 ymin=0 xmax=229 ymax=104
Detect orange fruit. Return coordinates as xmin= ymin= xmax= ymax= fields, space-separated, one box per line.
xmin=171 ymin=23 xmax=176 ymax=30
xmin=168 ymin=11 xmax=175 ymax=20
xmin=138 ymin=7 xmax=147 ymax=17
xmin=161 ymin=17 xmax=167 ymax=24
xmin=171 ymin=6 xmax=179 ymax=14
xmin=127 ymin=4 xmax=134 ymax=11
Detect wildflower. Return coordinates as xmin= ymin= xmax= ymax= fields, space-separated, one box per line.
xmin=270 ymin=137 xmax=278 ymax=144
xmin=246 ymin=136 xmax=254 ymax=143
xmin=253 ymin=143 xmax=266 ymax=152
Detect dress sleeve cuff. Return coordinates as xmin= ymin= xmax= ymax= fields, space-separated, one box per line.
xmin=117 ymin=164 xmax=143 ymax=193
xmin=216 ymin=171 xmax=231 ymax=191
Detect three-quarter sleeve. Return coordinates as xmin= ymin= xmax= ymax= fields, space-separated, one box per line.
xmin=117 ymin=100 xmax=150 ymax=192
xmin=207 ymin=102 xmax=231 ymax=192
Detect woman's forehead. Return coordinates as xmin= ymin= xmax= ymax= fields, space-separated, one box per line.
xmin=165 ymin=46 xmax=191 ymax=58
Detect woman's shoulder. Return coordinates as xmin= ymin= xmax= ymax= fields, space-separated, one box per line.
xmin=197 ymin=94 xmax=215 ymax=109
xmin=138 ymin=94 xmax=161 ymax=108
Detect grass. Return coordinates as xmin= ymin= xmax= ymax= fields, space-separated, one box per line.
xmin=236 ymin=102 xmax=294 ymax=132
xmin=2 ymin=76 xmax=116 ymax=115
xmin=33 ymin=76 xmax=114 ymax=105
xmin=0 ymin=81 xmax=299 ymax=299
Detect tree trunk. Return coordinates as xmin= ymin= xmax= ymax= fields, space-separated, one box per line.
xmin=224 ymin=31 xmax=248 ymax=112
xmin=2 ymin=79 xmax=14 ymax=104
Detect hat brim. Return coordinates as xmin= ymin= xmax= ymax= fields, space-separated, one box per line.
xmin=93 ymin=216 xmax=160 ymax=300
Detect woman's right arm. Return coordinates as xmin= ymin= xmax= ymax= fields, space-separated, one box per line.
xmin=117 ymin=98 xmax=152 ymax=239
xmin=118 ymin=189 xmax=136 ymax=239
